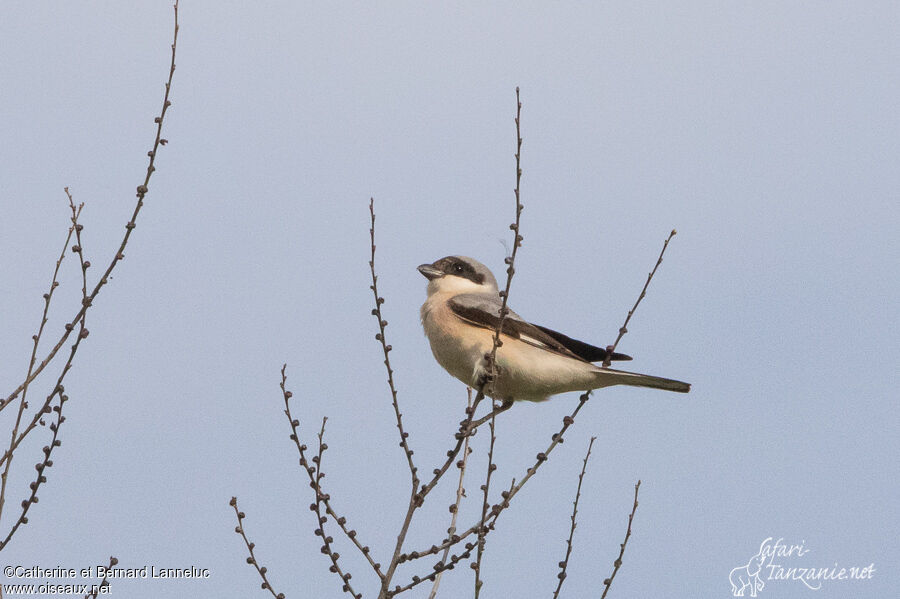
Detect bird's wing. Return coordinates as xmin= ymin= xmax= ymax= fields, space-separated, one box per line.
xmin=532 ymin=325 xmax=632 ymax=362
xmin=448 ymin=294 xmax=631 ymax=363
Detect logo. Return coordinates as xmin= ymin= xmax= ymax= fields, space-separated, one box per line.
xmin=729 ymin=537 xmax=875 ymax=596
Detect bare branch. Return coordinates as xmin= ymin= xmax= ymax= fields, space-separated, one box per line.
xmin=0 ymin=0 xmax=179 ymax=546
xmin=0 ymin=388 xmax=68 ymax=550
xmin=3 ymin=0 xmax=180 ymax=405
xmin=242 ymin=86 xmax=670 ymax=598
xmin=428 ymin=388 xmax=474 ymax=599
xmin=602 ymin=230 xmax=677 ymax=367
xmin=379 ymin=87 xmax=527 ymax=599
xmin=414 ymin=390 xmax=486 ymax=501
xmin=0 ymin=212 xmax=75 ymax=417
xmin=83 ymin=556 xmax=117 ymax=599
xmin=600 ymin=480 xmax=641 ymax=598
xmin=0 ymin=189 xmax=96 ymax=547
xmin=473 ymin=401 xmax=499 ymax=598
xmin=483 ymin=86 xmax=525 ymax=388
xmin=381 ymin=388 xmax=489 ymax=597
xmin=281 ymin=367 xmax=384 ymax=580
xmin=394 ymin=394 xmax=588 ymax=595
xmin=368 ymin=198 xmax=417 ymax=485
xmin=310 ymin=418 xmax=361 ymax=598
xmin=386 ymin=543 xmax=476 ymax=597
xmin=370 ymin=197 xmax=430 ymax=598
xmin=552 ymin=436 xmax=596 ymax=598
xmin=230 ymin=497 xmax=286 ymax=599
xmin=0 ymin=211 xmax=77 ymax=520
xmin=0 ymin=350 xmax=79 ymax=472
xmin=472 ymin=92 xmax=523 ymax=596
xmin=463 ymin=399 xmax=513 ymax=432
xmin=65 ymin=188 xmax=90 ymax=309
xmin=472 ymin=402 xmax=497 ymax=599
xmin=407 ymin=392 xmax=591 ymax=561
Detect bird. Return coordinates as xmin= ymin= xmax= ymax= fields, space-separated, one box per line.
xmin=418 ymin=255 xmax=690 ymax=402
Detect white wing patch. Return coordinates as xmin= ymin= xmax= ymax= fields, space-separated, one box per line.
xmin=519 ymin=333 xmax=551 ymax=350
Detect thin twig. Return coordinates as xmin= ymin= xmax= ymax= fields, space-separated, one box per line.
xmin=83 ymin=556 xmax=117 ymax=599
xmin=600 ymin=481 xmax=641 ymax=598
xmin=0 ymin=389 xmax=68 ymax=550
xmin=230 ymin=497 xmax=285 ymax=599
xmin=3 ymin=0 xmax=179 ymax=406
xmin=407 ymin=392 xmax=591 ymax=560
xmin=0 ymin=0 xmax=178 ymax=541
xmin=393 ymin=394 xmax=588 ymax=595
xmin=65 ymin=188 xmax=90 ymax=310
xmin=311 ymin=418 xmax=360 ymax=598
xmin=381 ymin=88 xmax=525 ymax=598
xmin=0 ymin=267 xmax=93 ymax=548
xmin=552 ymin=436 xmax=596 ymax=598
xmin=387 ymin=543 xmax=477 ymax=597
xmin=389 ymin=392 xmax=480 ymax=598
xmin=396 ymin=88 xmax=525 ymax=576
xmin=463 ymin=399 xmax=513 ymax=432
xmin=468 ymin=88 xmax=523 ymax=596
xmin=380 ymin=88 xmax=526 ymax=599
xmin=382 ymin=388 xmax=488 ymax=598
xmin=0 ymin=191 xmax=90 ymax=542
xmin=485 ymin=393 xmax=587 ymax=529
xmin=428 ymin=388 xmax=473 ymax=599
xmin=415 ymin=390 xmax=486 ymax=501
xmin=0 ymin=201 xmax=78 ymax=418
xmin=0 ymin=347 xmax=79 ymax=472
xmin=483 ymin=87 xmax=525 ymax=388
xmin=281 ymin=367 xmax=384 ymax=580
xmin=368 ymin=198 xmax=417 ymax=484
xmin=0 ymin=213 xmax=77 ymax=520
xmin=0 ymin=335 xmax=89 ymax=549
xmin=370 ymin=197 xmax=427 ymax=598
xmin=602 ymin=230 xmax=677 ymax=367
xmin=473 ymin=401 xmax=499 ymax=598
xmin=0 ymin=191 xmax=94 ymax=547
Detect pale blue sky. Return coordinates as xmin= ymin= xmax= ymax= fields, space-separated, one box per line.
xmin=1 ymin=2 xmax=897 ymax=597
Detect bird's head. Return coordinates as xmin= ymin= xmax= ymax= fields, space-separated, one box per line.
xmin=417 ymin=256 xmax=499 ymax=297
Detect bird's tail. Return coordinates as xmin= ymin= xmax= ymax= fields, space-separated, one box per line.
xmin=593 ymin=367 xmax=690 ymax=393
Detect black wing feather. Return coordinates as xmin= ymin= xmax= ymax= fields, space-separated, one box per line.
xmin=447 ymin=298 xmax=632 ymax=363
xmin=533 ymin=325 xmax=632 ymax=362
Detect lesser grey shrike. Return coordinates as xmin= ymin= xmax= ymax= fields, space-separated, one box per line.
xmin=418 ymin=255 xmax=690 ymax=402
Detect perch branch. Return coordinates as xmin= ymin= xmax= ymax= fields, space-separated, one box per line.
xmin=380 ymin=87 xmax=525 ymax=599
xmin=483 ymin=86 xmax=524 ymax=383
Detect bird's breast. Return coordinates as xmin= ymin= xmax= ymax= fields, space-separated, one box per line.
xmin=420 ymin=295 xmax=491 ymax=388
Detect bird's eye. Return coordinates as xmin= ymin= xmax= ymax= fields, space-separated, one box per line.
xmin=453 ymin=264 xmax=464 ymax=273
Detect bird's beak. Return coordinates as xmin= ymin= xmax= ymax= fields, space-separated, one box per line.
xmin=417 ymin=264 xmax=443 ymax=280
